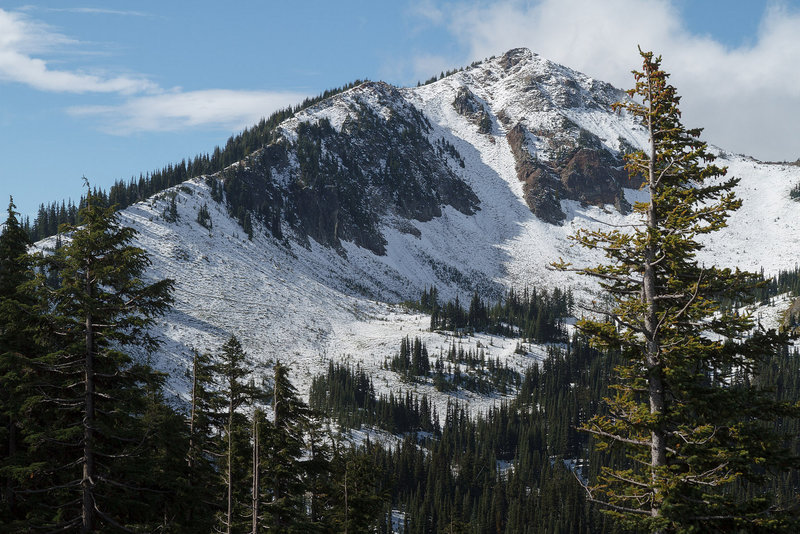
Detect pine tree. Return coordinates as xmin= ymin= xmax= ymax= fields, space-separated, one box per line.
xmin=132 ymin=366 xmax=192 ymax=532
xmin=212 ymin=335 xmax=261 ymax=534
xmin=262 ymin=361 xmax=312 ymax=531
xmin=555 ymin=49 xmax=800 ymax=532
xmin=330 ymin=445 xmax=387 ymax=533
xmin=184 ymin=349 xmax=225 ymax=530
xmin=0 ymin=197 xmax=36 ymax=525
xmin=22 ymin=189 xmax=174 ymax=531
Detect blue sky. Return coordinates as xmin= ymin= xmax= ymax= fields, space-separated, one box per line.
xmin=2 ymin=1 xmax=800 ymax=221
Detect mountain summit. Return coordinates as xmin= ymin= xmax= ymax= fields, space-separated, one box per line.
xmin=69 ymin=48 xmax=800 ymax=396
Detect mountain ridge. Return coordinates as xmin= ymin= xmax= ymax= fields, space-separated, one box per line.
xmin=36 ymin=48 xmax=800 ymax=407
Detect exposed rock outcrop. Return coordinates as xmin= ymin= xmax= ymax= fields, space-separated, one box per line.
xmin=453 ymin=86 xmax=492 ymax=134
xmin=507 ymin=122 xmax=633 ymax=222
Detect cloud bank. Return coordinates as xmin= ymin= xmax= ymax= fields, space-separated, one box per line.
xmin=418 ymin=0 xmax=800 ymax=161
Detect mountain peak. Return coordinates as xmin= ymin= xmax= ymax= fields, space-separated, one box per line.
xmin=498 ymin=47 xmax=535 ymax=68
xmin=69 ymin=48 xmax=798 ymax=409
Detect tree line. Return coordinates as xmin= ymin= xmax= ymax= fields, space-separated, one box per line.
xmin=415 ymin=286 xmax=573 ymax=343
xmin=22 ymin=81 xmax=366 ymax=243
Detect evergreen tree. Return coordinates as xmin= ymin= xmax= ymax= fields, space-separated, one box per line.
xmin=184 ymin=349 xmax=225 ymax=530
xmin=303 ymin=421 xmax=335 ymax=531
xmin=262 ymin=361 xmax=311 ymax=531
xmin=132 ymin=366 xmax=193 ymax=532
xmin=0 ymin=197 xmax=35 ymax=526
xmin=555 ymin=49 xmax=800 ymax=532
xmin=330 ymin=445 xmax=387 ymax=533
xmin=411 ymin=337 xmax=430 ymax=377
xmin=213 ymin=335 xmax=261 ymax=534
xmin=21 ymin=189 xmax=174 ymax=531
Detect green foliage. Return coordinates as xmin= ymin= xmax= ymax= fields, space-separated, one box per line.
xmin=389 ymin=336 xmax=430 ymax=378
xmin=1 ymin=191 xmax=180 ymax=531
xmin=182 ymin=349 xmax=225 ymax=531
xmin=417 ymin=286 xmax=572 ymax=343
xmin=478 ymin=111 xmax=492 ymax=134
xmin=0 ymin=197 xmax=36 ymax=526
xmin=435 ymin=138 xmax=466 ymax=167
xmin=212 ymin=335 xmax=264 ymax=533
xmin=313 ymin=335 xmax=623 ymax=533
xmin=437 ymin=342 xmax=521 ymax=395
xmin=196 ymin=202 xmax=212 ymax=230
xmin=310 ymin=362 xmax=439 ymax=435
xmin=163 ymin=192 xmax=179 ymax=222
xmin=790 ymin=182 xmax=800 ymax=200
xmin=419 ymin=66 xmax=464 ymax=86
xmin=557 ymin=49 xmax=800 ymax=531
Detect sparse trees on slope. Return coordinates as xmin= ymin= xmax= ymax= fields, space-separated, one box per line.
xmin=555 ymin=49 xmax=800 ymax=532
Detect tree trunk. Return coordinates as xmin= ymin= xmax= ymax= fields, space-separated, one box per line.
xmin=252 ymin=413 xmax=259 ymax=534
xmin=645 ymin=99 xmax=666 ymax=529
xmin=82 ymin=272 xmax=95 ymax=533
xmin=189 ymin=351 xmax=197 ymax=470
xmin=227 ymin=394 xmax=234 ymax=534
xmin=186 ymin=351 xmax=198 ymax=527
xmin=272 ymin=386 xmax=281 ymax=532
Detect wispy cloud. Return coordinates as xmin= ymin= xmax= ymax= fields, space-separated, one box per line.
xmin=408 ymin=0 xmax=445 ymax=25
xmin=413 ymin=0 xmax=800 ymax=161
xmin=1 ymin=8 xmax=306 ymax=133
xmin=18 ymin=6 xmax=152 ymax=17
xmin=0 ymin=8 xmax=157 ymax=93
xmin=68 ymin=90 xmax=308 ymax=134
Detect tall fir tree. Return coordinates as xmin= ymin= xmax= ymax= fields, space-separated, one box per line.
xmin=555 ymin=49 xmax=800 ymax=532
xmin=184 ymin=348 xmax=225 ymax=530
xmin=21 ymin=188 xmax=174 ymax=531
xmin=212 ymin=335 xmax=263 ymax=534
xmin=262 ymin=361 xmax=312 ymax=531
xmin=0 ymin=197 xmax=36 ymax=526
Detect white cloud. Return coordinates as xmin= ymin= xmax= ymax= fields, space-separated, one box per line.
xmin=0 ymin=8 xmax=157 ymax=94
xmin=19 ymin=7 xmax=152 ymax=17
xmin=68 ymin=90 xmax=308 ymax=134
xmin=423 ymin=0 xmax=800 ymax=160
xmin=1 ymin=8 xmax=305 ymax=134
xmin=409 ymin=0 xmax=445 ymax=25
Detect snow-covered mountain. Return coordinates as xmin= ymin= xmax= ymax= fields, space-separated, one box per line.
xmin=69 ymin=48 xmax=800 ymax=407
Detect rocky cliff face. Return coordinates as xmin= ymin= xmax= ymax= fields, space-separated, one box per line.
xmin=453 ymin=48 xmax=639 ymax=223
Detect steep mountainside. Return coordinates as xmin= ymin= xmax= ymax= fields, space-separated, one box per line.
xmin=44 ymin=48 xmax=800 ymax=405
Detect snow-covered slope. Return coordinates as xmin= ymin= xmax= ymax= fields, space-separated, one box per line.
xmin=63 ymin=49 xmax=800 ymax=407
